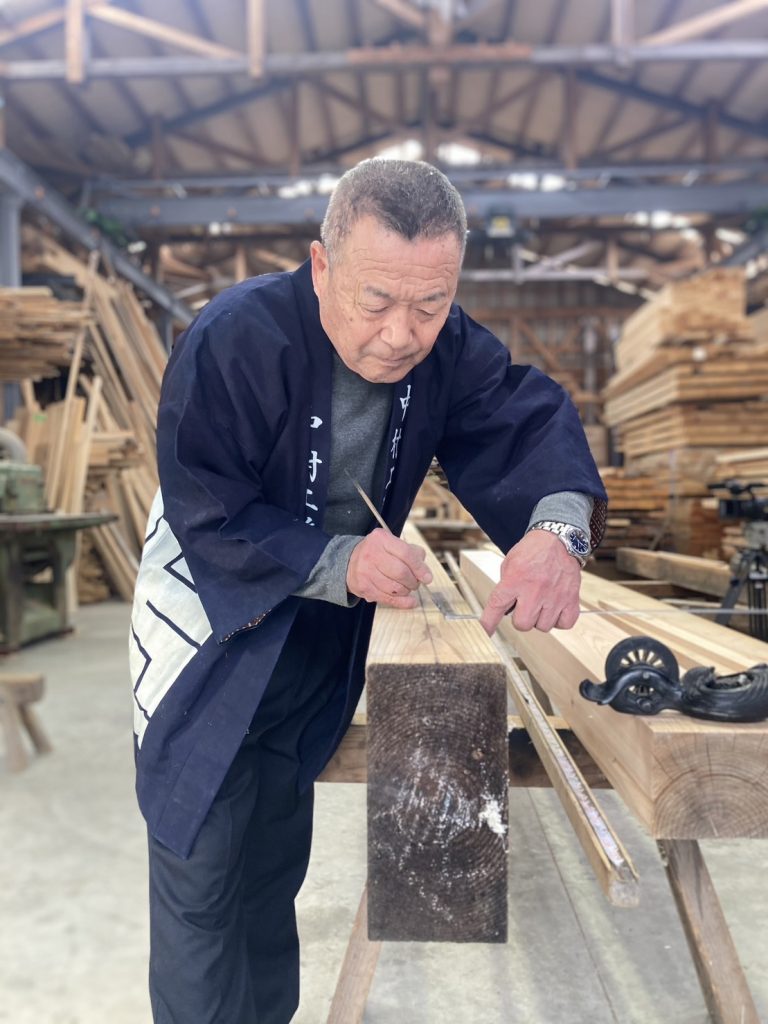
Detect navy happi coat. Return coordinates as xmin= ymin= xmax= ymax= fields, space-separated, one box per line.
xmin=129 ymin=260 xmax=606 ymax=857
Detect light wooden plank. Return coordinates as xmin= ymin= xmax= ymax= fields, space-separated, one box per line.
xmin=461 ymin=548 xmax=768 ymax=839
xmin=326 ymin=887 xmax=381 ymax=1024
xmin=246 ymin=0 xmax=265 ymax=77
xmin=65 ymin=0 xmax=85 ymax=84
xmin=659 ymin=839 xmax=761 ymax=1024
xmin=88 ymin=3 xmax=242 ymax=60
xmin=641 ymin=0 xmax=768 ymax=46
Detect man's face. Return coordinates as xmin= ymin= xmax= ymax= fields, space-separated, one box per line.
xmin=310 ymin=215 xmax=462 ymax=383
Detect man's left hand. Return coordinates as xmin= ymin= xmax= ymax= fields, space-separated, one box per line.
xmin=479 ymin=530 xmax=583 ymax=636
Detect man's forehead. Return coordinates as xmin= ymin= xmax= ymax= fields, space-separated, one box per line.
xmin=361 ymin=282 xmax=449 ymax=303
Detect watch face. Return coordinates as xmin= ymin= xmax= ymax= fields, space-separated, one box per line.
xmin=566 ymin=529 xmax=591 ymax=556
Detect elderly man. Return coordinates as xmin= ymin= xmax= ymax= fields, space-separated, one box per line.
xmin=130 ymin=158 xmax=606 ymax=1023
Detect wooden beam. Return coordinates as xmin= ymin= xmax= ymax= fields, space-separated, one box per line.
xmin=65 ymin=0 xmax=86 ymax=84
xmin=611 ymin=0 xmax=635 ymax=46
xmin=460 ymin=549 xmax=768 ymax=840
xmin=659 ymin=839 xmax=761 ymax=1024
xmin=640 ymin=0 xmax=768 ymax=46
xmin=87 ymin=3 xmax=242 ymax=61
xmin=326 ymin=887 xmax=382 ymax=1024
xmin=246 ymin=0 xmax=265 ymax=78
xmin=372 ymin=0 xmax=427 ymax=30
xmin=319 ymin=712 xmax=611 ymax=789
xmin=0 ymin=6 xmax=68 ymax=50
xmin=367 ymin=523 xmax=508 ymax=943
xmin=616 ymin=548 xmax=732 ymax=599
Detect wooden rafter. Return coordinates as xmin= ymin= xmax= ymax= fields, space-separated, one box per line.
xmin=640 ymin=0 xmax=768 ymax=46
xmin=246 ymin=0 xmax=265 ymax=78
xmin=87 ymin=2 xmax=242 ymax=61
xmin=65 ymin=0 xmax=85 ymax=85
xmin=372 ymin=0 xmax=427 ymax=31
xmin=610 ymin=0 xmax=635 ymax=47
xmin=0 ymin=5 xmax=69 ymax=50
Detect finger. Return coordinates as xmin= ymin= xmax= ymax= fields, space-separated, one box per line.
xmin=374 ymin=590 xmax=419 ymax=610
xmin=480 ymin=593 xmax=518 ymax=636
xmin=509 ymin=601 xmax=542 ymax=633
xmin=404 ymin=543 xmax=433 ymax=583
xmin=376 ymin=558 xmax=422 ymax=593
xmin=533 ymin=606 xmax=560 ymax=633
xmin=555 ymin=604 xmax=580 ymax=630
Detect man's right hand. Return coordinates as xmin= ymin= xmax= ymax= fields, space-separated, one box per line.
xmin=346 ymin=528 xmax=433 ymax=608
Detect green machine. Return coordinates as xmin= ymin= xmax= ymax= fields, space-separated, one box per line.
xmin=0 ymin=460 xmax=114 ymax=653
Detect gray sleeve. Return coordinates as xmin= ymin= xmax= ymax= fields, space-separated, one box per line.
xmin=526 ymin=492 xmax=594 ymax=536
xmin=294 ymin=534 xmax=363 ymax=607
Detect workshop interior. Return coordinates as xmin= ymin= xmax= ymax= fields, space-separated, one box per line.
xmin=1 ymin=2 xmax=768 ymax=1022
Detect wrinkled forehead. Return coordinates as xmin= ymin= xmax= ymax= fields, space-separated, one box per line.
xmin=335 ymin=222 xmax=462 ymax=300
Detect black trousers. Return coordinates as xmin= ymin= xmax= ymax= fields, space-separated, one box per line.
xmin=148 ymin=603 xmax=353 ymax=1024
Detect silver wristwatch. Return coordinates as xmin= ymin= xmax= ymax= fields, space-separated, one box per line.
xmin=528 ymin=520 xmax=591 ymax=567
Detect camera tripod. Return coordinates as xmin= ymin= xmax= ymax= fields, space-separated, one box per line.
xmin=716 ymin=520 xmax=768 ymax=641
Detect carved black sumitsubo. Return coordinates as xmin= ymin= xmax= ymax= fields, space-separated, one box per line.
xmin=579 ymin=636 xmax=768 ymax=723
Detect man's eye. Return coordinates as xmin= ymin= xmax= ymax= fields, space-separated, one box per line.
xmin=363 ymin=306 xmax=388 ymax=314
xmin=418 ymin=309 xmax=438 ymax=319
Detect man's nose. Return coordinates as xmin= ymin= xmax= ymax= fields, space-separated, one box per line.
xmin=379 ymin=307 xmax=413 ymax=349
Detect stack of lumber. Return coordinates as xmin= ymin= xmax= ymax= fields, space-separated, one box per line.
xmin=461 ymin=547 xmax=768 ymax=840
xmin=6 ymin=232 xmax=168 ymax=601
xmin=602 ymin=267 xmax=767 ymax=557
xmin=0 ymin=287 xmax=90 ymax=380
xmin=597 ymin=468 xmax=668 ymax=557
xmin=750 ymin=304 xmax=768 ymax=343
xmin=713 ymin=446 xmax=768 ymax=486
xmin=410 ymin=471 xmax=486 ymax=552
xmin=612 ymin=267 xmax=751 ymax=371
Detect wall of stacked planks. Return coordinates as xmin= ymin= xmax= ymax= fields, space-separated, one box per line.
xmin=600 ymin=268 xmax=768 ymax=561
xmin=2 ymin=231 xmax=167 ymax=605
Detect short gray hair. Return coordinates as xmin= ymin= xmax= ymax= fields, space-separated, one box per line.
xmin=321 ymin=159 xmax=467 ymax=264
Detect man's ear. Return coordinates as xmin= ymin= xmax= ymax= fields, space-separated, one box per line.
xmin=309 ymin=240 xmax=329 ymax=298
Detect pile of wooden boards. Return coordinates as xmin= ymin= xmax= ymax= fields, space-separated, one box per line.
xmin=409 ymin=471 xmax=486 ymax=553
xmin=0 ymin=287 xmax=90 ymax=381
xmin=5 ymin=231 xmax=168 ymax=602
xmin=596 ymin=467 xmax=668 ymax=557
xmin=602 ymin=268 xmax=767 ymax=557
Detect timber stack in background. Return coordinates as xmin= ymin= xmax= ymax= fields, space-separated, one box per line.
xmin=2 ymin=229 xmax=166 ymax=604
xmin=600 ymin=268 xmax=768 ymax=560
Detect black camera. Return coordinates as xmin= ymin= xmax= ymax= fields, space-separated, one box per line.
xmin=708 ymin=479 xmax=768 ymax=522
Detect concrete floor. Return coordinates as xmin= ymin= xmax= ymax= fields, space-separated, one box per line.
xmin=1 ymin=600 xmax=767 ymax=1024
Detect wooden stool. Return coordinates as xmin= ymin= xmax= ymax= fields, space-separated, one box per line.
xmin=0 ymin=673 xmax=52 ymax=772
